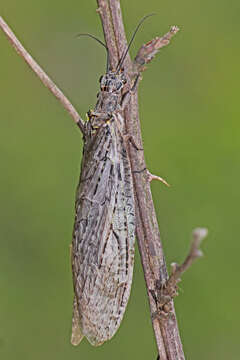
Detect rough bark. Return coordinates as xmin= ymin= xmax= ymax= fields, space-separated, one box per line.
xmin=96 ymin=1 xmax=185 ymax=359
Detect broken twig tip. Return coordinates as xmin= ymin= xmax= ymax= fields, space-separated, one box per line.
xmin=192 ymin=227 xmax=208 ymax=241
xmin=190 ymin=228 xmax=208 ymax=259
xmin=170 ymin=25 xmax=180 ymax=34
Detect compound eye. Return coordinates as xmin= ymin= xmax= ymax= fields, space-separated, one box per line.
xmin=99 ymin=75 xmax=103 ymax=83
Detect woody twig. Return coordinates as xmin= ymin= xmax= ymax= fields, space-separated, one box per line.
xmin=151 ymin=228 xmax=208 ymax=319
xmin=0 ymin=16 xmax=85 ymax=133
xmin=96 ymin=1 xmax=185 ymax=359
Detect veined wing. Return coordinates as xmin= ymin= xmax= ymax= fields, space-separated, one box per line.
xmin=71 ymin=120 xmax=135 ymax=346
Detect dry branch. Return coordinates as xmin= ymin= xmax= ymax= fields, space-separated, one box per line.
xmin=0 ymin=16 xmax=85 ymax=133
xmin=167 ymin=228 xmax=208 ymax=294
xmin=151 ymin=228 xmax=208 ymax=317
xmin=133 ymin=25 xmax=179 ymax=74
xmin=96 ymin=1 xmax=185 ymax=359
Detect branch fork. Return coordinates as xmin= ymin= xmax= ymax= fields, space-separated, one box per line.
xmin=151 ymin=228 xmax=208 ymax=321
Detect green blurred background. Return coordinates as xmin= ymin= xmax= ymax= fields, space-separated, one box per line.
xmin=0 ymin=0 xmax=239 ymax=359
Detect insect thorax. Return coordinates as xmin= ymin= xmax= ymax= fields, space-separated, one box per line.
xmin=85 ymin=71 xmax=127 ymax=133
xmin=95 ymin=92 xmax=119 ymax=113
xmin=95 ymin=71 xmax=127 ymax=113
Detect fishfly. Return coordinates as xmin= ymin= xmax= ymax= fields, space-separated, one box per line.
xmin=71 ymin=17 xmax=150 ymax=347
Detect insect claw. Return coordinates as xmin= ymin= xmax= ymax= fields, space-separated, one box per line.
xmin=146 ymin=170 xmax=170 ymax=187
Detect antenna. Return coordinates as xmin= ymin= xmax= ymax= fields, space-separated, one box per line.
xmin=76 ymin=33 xmax=110 ymax=72
xmin=116 ymin=13 xmax=156 ymax=73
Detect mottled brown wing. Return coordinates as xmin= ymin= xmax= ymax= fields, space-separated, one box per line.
xmin=71 ymin=121 xmax=135 ymax=346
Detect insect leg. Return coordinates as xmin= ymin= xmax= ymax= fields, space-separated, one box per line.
xmin=120 ymin=73 xmax=141 ymax=110
xmin=124 ymin=134 xmax=143 ymax=151
xmin=132 ymin=167 xmax=147 ymax=174
xmin=131 ymin=73 xmax=141 ymax=92
xmin=113 ymin=113 xmax=142 ymax=150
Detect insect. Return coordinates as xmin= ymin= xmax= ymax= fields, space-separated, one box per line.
xmin=71 ymin=16 xmax=151 ymax=346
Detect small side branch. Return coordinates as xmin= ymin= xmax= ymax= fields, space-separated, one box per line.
xmin=154 ymin=228 xmax=208 ymax=311
xmin=167 ymin=228 xmax=208 ymax=295
xmin=146 ymin=170 xmax=170 ymax=187
xmin=0 ymin=16 xmax=85 ymax=133
xmin=133 ymin=26 xmax=179 ymax=74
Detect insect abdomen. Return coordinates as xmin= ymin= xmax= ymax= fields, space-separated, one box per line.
xmin=71 ymin=122 xmax=135 ymax=346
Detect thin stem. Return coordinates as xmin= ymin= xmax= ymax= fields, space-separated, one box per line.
xmin=96 ymin=1 xmax=185 ymax=359
xmin=167 ymin=228 xmax=208 ymax=295
xmin=133 ymin=26 xmax=180 ymax=74
xmin=151 ymin=228 xmax=208 ymax=320
xmin=0 ymin=16 xmax=85 ymax=133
